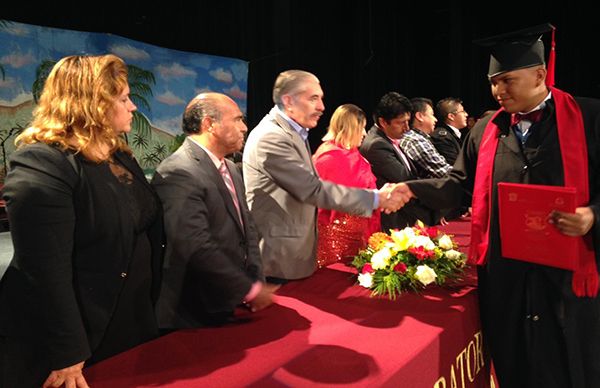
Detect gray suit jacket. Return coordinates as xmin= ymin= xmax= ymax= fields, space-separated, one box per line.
xmin=243 ymin=106 xmax=374 ymax=279
xmin=152 ymin=138 xmax=263 ymax=328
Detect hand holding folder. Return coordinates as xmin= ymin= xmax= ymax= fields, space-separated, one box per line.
xmin=497 ymin=182 xmax=577 ymax=270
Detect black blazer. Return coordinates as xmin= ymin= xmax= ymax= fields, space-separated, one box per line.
xmin=359 ymin=126 xmax=439 ymax=229
xmin=152 ymin=138 xmax=263 ymax=328
xmin=0 ymin=143 xmax=164 ymax=370
xmin=431 ymin=124 xmax=462 ymax=166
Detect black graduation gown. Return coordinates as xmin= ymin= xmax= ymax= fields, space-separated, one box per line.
xmin=408 ymin=97 xmax=600 ymax=388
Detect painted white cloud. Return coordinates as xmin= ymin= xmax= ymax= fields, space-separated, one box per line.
xmin=155 ymin=63 xmax=196 ymax=80
xmin=109 ymin=44 xmax=151 ymax=61
xmin=0 ymin=52 xmax=36 ymax=69
xmin=209 ymin=68 xmax=233 ymax=84
xmin=155 ymin=90 xmax=186 ymax=106
xmin=230 ymin=62 xmax=248 ymax=82
xmin=224 ymin=85 xmax=247 ymax=100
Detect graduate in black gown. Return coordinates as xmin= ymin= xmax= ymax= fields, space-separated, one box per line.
xmin=0 ymin=54 xmax=164 ymax=388
xmin=397 ymin=24 xmax=600 ymax=388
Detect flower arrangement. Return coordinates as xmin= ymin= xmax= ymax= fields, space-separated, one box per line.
xmin=351 ymin=221 xmax=467 ymax=299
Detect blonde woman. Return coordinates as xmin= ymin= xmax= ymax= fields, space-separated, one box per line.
xmin=0 ymin=54 xmax=163 ymax=387
xmin=313 ymin=104 xmax=380 ymax=267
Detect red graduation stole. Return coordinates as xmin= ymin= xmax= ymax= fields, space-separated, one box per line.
xmin=470 ymin=87 xmax=598 ymax=297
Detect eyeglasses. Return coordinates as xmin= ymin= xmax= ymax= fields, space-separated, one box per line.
xmin=452 ymin=110 xmax=467 ymax=115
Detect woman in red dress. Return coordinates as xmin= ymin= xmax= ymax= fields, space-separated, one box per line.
xmin=313 ymin=104 xmax=380 ymax=267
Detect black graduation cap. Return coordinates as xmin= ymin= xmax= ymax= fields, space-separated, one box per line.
xmin=474 ymin=23 xmax=556 ymax=85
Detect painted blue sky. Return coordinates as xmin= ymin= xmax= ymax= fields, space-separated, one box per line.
xmin=0 ymin=20 xmax=248 ymax=134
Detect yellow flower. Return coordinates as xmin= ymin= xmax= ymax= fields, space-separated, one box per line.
xmin=371 ymin=247 xmax=392 ymax=270
xmin=390 ymin=227 xmax=415 ymax=251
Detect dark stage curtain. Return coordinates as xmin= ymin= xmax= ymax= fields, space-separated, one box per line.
xmin=3 ymin=1 xmax=598 ymax=150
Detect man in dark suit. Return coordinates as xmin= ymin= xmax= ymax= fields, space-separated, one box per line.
xmin=359 ymin=92 xmax=438 ymax=230
xmin=152 ymin=92 xmax=278 ymax=328
xmin=431 ymin=97 xmax=471 ymax=219
xmin=431 ymin=97 xmax=469 ymax=166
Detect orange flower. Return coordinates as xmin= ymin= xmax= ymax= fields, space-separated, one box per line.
xmin=368 ymin=232 xmax=393 ymax=250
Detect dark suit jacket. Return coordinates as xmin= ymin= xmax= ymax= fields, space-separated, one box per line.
xmin=431 ymin=124 xmax=462 ymax=166
xmin=0 ymin=143 xmax=164 ymax=372
xmin=152 ymin=138 xmax=263 ymax=328
xmin=359 ymin=126 xmax=438 ymax=229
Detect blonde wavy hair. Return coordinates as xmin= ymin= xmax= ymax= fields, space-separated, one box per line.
xmin=16 ymin=54 xmax=132 ymax=162
xmin=322 ymin=104 xmax=366 ymax=149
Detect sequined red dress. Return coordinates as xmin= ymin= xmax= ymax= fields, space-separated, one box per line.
xmin=313 ymin=141 xmax=380 ymax=267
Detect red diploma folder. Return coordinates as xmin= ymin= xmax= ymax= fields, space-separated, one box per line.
xmin=497 ymin=182 xmax=577 ymax=270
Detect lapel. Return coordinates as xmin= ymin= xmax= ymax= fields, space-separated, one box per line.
xmin=445 ymin=124 xmax=462 ymax=146
xmin=270 ymin=107 xmax=316 ymax=173
xmin=493 ymin=113 xmax=523 ymax=157
xmin=184 ymin=138 xmax=245 ymax=234
xmin=114 ymin=151 xmax=151 ymax=189
xmin=373 ymin=126 xmax=417 ymax=173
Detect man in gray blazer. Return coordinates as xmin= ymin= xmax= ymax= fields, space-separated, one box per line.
xmin=243 ymin=70 xmax=403 ymax=282
xmin=152 ymin=93 xmax=278 ymax=328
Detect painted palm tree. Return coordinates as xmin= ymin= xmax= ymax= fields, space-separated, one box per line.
xmin=127 ymin=64 xmax=155 ymax=141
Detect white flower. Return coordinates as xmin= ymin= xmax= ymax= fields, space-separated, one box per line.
xmin=413 ymin=235 xmax=436 ymax=251
xmin=415 ymin=264 xmax=437 ymax=286
xmin=358 ymin=272 xmax=373 ymax=288
xmin=445 ymin=249 xmax=463 ymax=261
xmin=371 ymin=247 xmax=392 ymax=270
xmin=438 ymin=234 xmax=454 ymax=250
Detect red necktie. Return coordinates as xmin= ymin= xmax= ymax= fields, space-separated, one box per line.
xmin=219 ymin=161 xmax=243 ymax=226
xmin=510 ymin=110 xmax=543 ymax=127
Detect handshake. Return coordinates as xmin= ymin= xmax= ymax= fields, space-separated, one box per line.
xmin=376 ymin=183 xmax=415 ymax=214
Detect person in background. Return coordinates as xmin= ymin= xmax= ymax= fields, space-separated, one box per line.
xmin=0 ymin=54 xmax=164 ymax=388
xmin=395 ymin=24 xmax=600 ymax=387
xmin=313 ymin=104 xmax=380 ymax=267
xmin=359 ymin=92 xmax=439 ymax=230
xmin=431 ymin=97 xmax=469 ymax=166
xmin=243 ymin=70 xmax=405 ymax=284
xmin=152 ymin=93 xmax=277 ymax=328
xmin=466 ymin=116 xmax=476 ymax=131
xmin=431 ymin=97 xmax=471 ymax=219
xmin=399 ymin=97 xmax=452 ymax=179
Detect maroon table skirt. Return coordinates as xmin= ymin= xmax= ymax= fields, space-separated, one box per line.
xmin=86 ymin=217 xmax=493 ymax=387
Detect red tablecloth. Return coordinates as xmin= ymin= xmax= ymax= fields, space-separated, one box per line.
xmin=86 ymin=218 xmax=492 ymax=387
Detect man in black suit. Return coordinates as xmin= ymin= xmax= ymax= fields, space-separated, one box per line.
xmin=359 ymin=92 xmax=438 ymax=230
xmin=431 ymin=97 xmax=469 ymax=166
xmin=152 ymin=92 xmax=278 ymax=328
xmin=431 ymin=97 xmax=471 ymax=219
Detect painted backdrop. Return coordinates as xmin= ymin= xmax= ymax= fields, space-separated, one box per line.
xmin=0 ymin=19 xmax=248 ymax=180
